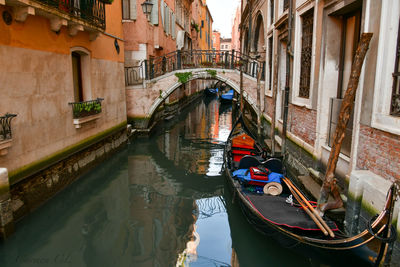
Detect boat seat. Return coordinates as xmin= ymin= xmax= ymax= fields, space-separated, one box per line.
xmin=262 ymin=158 xmax=283 ymax=173
xmin=238 ymin=155 xmax=262 ymax=170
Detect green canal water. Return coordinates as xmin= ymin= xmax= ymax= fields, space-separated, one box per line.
xmin=0 ymin=97 xmax=374 ymax=266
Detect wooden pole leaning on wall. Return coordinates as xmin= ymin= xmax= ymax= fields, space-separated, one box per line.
xmin=256 ymin=64 xmax=263 ymax=141
xmin=240 ymin=66 xmax=244 ymax=113
xmin=318 ymin=33 xmax=373 ymax=214
xmin=271 ymin=51 xmax=279 ymax=156
xmin=281 ymin=0 xmax=293 ymax=156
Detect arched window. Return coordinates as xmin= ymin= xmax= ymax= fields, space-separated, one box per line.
xmin=253 ymin=14 xmax=265 ymax=55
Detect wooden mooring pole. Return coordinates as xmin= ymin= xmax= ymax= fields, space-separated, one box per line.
xmin=240 ymin=67 xmax=244 ymax=113
xmin=318 ymin=33 xmax=373 ymax=213
xmin=256 ymin=63 xmax=262 ymax=141
xmin=281 ymin=0 xmax=293 ymax=156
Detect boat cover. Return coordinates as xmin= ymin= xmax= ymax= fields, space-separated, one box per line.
xmin=245 ymin=194 xmax=339 ymax=232
xmin=233 ymin=169 xmax=283 ymax=185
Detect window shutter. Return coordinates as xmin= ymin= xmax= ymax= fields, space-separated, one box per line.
xmin=161 ymin=0 xmax=165 ymax=31
xmin=129 ymin=0 xmax=137 ymax=20
xmin=172 ymin=13 xmax=176 ymax=39
xmin=166 ymin=6 xmax=170 ymax=35
xmin=150 ymin=0 xmax=158 ymax=25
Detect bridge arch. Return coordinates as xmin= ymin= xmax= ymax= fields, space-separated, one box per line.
xmin=125 ymin=50 xmax=265 ymax=129
xmin=143 ymin=69 xmax=258 ymax=128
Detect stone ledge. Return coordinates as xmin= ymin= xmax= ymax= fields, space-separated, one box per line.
xmin=73 ymin=114 xmax=101 ymax=129
xmin=0 ymin=140 xmax=12 ymax=156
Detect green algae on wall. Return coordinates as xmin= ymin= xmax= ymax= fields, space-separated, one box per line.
xmin=9 ymin=121 xmax=127 ymax=185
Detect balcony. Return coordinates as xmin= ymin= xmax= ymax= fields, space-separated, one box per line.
xmin=2 ymin=0 xmax=105 ymax=36
xmin=0 ymin=113 xmax=17 ymax=156
xmin=69 ymin=98 xmax=103 ymax=128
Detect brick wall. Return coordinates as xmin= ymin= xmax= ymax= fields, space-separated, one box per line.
xmin=264 ymin=95 xmax=274 ymax=118
xmin=357 ymin=124 xmax=400 ymax=181
xmin=288 ymin=104 xmax=317 ymax=146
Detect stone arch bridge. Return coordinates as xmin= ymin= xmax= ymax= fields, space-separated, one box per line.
xmin=124 ymin=50 xmax=265 ymax=129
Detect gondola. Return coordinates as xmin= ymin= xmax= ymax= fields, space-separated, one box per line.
xmin=204 ymin=87 xmax=218 ymax=96
xmin=223 ymin=115 xmax=397 ymax=260
xmin=219 ymin=89 xmax=234 ymax=103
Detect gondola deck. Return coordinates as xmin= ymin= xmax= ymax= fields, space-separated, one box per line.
xmin=223 ymin=115 xmax=397 ymax=255
xmin=244 ymin=193 xmax=338 ymax=232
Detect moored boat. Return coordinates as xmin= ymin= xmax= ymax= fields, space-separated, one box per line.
xmin=204 ymin=87 xmax=218 ymax=96
xmin=219 ymin=89 xmax=234 ymax=103
xmin=223 ymin=115 xmax=398 ymax=263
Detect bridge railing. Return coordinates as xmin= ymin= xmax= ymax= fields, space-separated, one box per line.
xmin=124 ymin=50 xmax=265 ymax=86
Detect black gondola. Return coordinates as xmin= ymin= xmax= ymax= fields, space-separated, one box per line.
xmin=223 ymin=115 xmax=398 ymax=262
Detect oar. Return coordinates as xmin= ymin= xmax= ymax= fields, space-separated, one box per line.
xmin=282 ymin=179 xmax=329 ymax=236
xmin=283 ymin=177 xmax=335 ymax=238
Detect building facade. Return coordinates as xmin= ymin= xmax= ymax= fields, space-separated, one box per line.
xmin=220 ymin=38 xmax=232 ymax=51
xmin=240 ymin=0 xmax=400 ymax=260
xmin=0 ymin=0 xmax=127 ymax=237
xmin=191 ymin=0 xmax=213 ymax=50
xmin=231 ymin=5 xmax=241 ymax=51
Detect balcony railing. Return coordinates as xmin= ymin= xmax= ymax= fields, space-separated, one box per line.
xmin=0 ymin=113 xmax=17 ymax=142
xmin=125 ymin=50 xmax=265 ymax=86
xmin=69 ymin=98 xmax=104 ymax=119
xmin=36 ymin=0 xmax=106 ymax=29
xmin=125 ymin=65 xmax=145 ymax=86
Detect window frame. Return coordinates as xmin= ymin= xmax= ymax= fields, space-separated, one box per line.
xmin=291 ymin=3 xmax=316 ymax=108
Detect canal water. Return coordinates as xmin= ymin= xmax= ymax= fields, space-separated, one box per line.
xmin=0 ymin=96 xmax=374 ymax=267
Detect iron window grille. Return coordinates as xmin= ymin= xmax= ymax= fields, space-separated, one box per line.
xmin=69 ymin=98 xmax=104 ymax=119
xmin=0 ymin=113 xmax=17 ymax=142
xmin=391 ymin=19 xmax=400 ymax=116
xmin=299 ymin=9 xmax=314 ymax=99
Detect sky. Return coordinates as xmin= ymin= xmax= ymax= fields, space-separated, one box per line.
xmin=207 ymin=0 xmax=240 ymax=38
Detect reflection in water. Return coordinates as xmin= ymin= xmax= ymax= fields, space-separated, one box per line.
xmin=0 ymin=96 xmax=361 ymax=267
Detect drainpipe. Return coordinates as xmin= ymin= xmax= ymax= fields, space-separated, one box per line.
xmin=281 ymin=0 xmax=293 ymax=156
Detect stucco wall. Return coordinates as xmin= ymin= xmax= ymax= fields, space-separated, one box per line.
xmin=0 ymin=45 xmax=126 ymax=179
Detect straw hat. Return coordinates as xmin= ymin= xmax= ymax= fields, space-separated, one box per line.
xmin=263 ymin=182 xmax=283 ymax=196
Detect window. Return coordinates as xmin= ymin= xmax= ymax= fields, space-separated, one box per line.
xmin=299 ymin=9 xmax=314 ymax=98
xmin=122 ymin=0 xmax=137 ymax=20
xmin=268 ymin=37 xmax=273 ymax=91
xmin=270 ymin=0 xmax=274 ymax=24
xmin=72 ymin=52 xmax=83 ymax=102
xmin=283 ymin=0 xmax=289 ymax=11
xmin=391 ymin=19 xmax=400 ymax=116
xmin=337 ymin=10 xmax=361 ymax=98
xmin=71 ymin=48 xmax=92 ymax=103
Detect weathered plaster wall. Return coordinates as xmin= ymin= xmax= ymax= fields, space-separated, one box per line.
xmin=0 ymin=5 xmax=124 ymax=62
xmin=123 ymin=0 xmax=176 ymax=63
xmin=10 ymin=128 xmax=127 ymax=222
xmin=0 ymin=45 xmax=126 ymax=181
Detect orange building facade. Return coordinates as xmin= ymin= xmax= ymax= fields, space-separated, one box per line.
xmin=0 ymin=0 xmax=127 ymax=237
xmin=191 ymin=0 xmax=213 ymax=50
